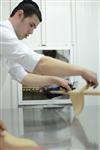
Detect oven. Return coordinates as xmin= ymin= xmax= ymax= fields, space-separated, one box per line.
xmin=18 ymin=47 xmax=76 ymax=107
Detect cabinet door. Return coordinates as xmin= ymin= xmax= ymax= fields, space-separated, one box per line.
xmin=0 ymin=0 xmax=11 ymax=20
xmin=10 ymin=0 xmax=42 ymax=48
xmin=41 ymin=1 xmax=72 ymax=47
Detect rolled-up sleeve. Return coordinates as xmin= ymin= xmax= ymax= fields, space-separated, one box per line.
xmin=8 ymin=62 xmax=28 ymax=83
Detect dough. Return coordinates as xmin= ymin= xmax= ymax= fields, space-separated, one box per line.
xmin=69 ymin=90 xmax=84 ymax=117
xmin=50 ymin=84 xmax=99 ymax=116
xmin=50 ymin=84 xmax=89 ymax=116
xmin=69 ymin=84 xmax=90 ymax=117
xmin=4 ymin=131 xmax=38 ymax=147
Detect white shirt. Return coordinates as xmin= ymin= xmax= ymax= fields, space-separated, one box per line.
xmin=0 ymin=20 xmax=43 ymax=82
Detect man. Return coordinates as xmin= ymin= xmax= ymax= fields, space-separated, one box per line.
xmin=0 ymin=0 xmax=98 ymax=150
xmin=0 ymin=0 xmax=98 ymax=89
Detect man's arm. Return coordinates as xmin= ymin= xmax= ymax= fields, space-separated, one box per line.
xmin=8 ymin=56 xmax=98 ymax=89
xmin=22 ymin=73 xmax=71 ymax=90
xmin=8 ymin=62 xmax=71 ymax=90
xmin=33 ymin=56 xmax=98 ymax=86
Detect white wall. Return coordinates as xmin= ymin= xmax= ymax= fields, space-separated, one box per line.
xmin=0 ymin=0 xmax=18 ymax=109
xmin=75 ymin=1 xmax=99 ymax=105
xmin=99 ymin=3 xmax=100 ymax=105
xmin=0 ymin=1 xmax=11 ymax=109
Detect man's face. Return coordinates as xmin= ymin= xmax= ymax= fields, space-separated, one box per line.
xmin=15 ymin=14 xmax=40 ymax=39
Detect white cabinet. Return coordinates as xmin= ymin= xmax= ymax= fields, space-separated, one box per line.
xmin=0 ymin=0 xmax=11 ymax=20
xmin=10 ymin=0 xmax=72 ymax=48
xmin=41 ymin=1 xmax=72 ymax=47
xmin=25 ymin=0 xmax=72 ymax=48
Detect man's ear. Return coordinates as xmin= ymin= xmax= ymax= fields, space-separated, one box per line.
xmin=16 ymin=10 xmax=24 ymax=20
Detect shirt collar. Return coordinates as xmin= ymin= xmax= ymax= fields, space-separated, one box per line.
xmin=6 ymin=19 xmax=15 ymax=33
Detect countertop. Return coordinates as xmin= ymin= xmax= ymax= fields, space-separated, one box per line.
xmin=1 ymin=104 xmax=100 ymax=150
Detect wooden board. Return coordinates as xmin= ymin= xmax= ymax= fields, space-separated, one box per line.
xmin=84 ymin=86 xmax=100 ymax=95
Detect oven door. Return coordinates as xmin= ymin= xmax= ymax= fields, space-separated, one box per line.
xmin=18 ymin=84 xmax=72 ymax=106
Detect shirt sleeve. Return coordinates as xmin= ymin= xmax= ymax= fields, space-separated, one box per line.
xmin=8 ymin=62 xmax=28 ymax=83
xmin=0 ymin=27 xmax=44 ymax=72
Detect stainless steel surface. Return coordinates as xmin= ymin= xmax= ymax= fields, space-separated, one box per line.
xmin=1 ymin=104 xmax=100 ymax=150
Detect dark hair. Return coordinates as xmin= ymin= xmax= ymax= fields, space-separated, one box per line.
xmin=10 ymin=0 xmax=42 ymax=22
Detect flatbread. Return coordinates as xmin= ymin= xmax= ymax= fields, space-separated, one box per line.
xmin=4 ymin=131 xmax=38 ymax=147
xmin=49 ymin=84 xmax=100 ymax=116
xmin=68 ymin=84 xmax=90 ymax=117
xmin=69 ymin=90 xmax=84 ymax=117
xmin=50 ymin=84 xmax=89 ymax=117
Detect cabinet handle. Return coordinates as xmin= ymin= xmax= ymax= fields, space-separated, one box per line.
xmin=41 ymin=44 xmax=46 ymax=46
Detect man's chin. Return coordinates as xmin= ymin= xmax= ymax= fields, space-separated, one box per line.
xmin=18 ymin=35 xmax=28 ymax=40
xmin=18 ymin=36 xmax=24 ymax=40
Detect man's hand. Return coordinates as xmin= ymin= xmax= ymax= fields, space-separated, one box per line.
xmin=0 ymin=120 xmax=6 ymax=137
xmin=52 ymin=77 xmax=72 ymax=91
xmin=81 ymin=69 xmax=98 ymax=87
